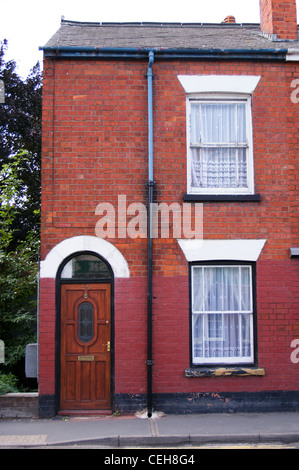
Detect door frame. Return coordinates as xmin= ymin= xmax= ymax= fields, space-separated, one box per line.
xmin=55 ymin=250 xmax=115 ymax=415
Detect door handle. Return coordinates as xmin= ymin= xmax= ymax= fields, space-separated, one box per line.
xmin=103 ymin=341 xmax=110 ymax=352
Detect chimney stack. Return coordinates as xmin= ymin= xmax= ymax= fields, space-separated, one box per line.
xmin=260 ymin=0 xmax=298 ymax=40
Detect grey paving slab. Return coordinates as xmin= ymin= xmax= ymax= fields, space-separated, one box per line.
xmin=156 ymin=412 xmax=299 ymax=436
xmin=0 ymin=415 xmax=151 ymax=446
xmin=0 ymin=412 xmax=298 ymax=447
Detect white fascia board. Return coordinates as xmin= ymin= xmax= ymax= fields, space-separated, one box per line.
xmin=178 ymin=239 xmax=266 ymax=262
xmin=286 ymin=49 xmax=299 ymax=61
xmin=178 ymin=75 xmax=261 ymax=95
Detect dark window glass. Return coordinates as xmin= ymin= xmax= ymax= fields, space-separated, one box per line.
xmin=78 ymin=301 xmax=94 ymax=343
xmin=61 ymin=255 xmax=111 ymax=280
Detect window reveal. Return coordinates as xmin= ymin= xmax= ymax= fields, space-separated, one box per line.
xmin=188 ymin=99 xmax=254 ymax=195
xmin=191 ymin=265 xmax=254 ymax=365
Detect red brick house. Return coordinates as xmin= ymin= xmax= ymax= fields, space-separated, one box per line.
xmin=39 ymin=0 xmax=299 ymax=417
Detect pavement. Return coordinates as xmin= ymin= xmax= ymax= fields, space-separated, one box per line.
xmin=0 ymin=410 xmax=299 ymax=448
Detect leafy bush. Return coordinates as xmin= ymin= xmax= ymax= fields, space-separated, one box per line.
xmin=0 ymin=373 xmax=19 ymax=394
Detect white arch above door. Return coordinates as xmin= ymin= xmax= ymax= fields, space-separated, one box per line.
xmin=40 ymin=235 xmax=130 ymax=279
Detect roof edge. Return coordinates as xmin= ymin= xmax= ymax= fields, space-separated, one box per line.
xmin=40 ymin=45 xmax=288 ymax=61
xmin=59 ymin=18 xmax=262 ymax=28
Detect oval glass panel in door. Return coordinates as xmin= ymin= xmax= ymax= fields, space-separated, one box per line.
xmin=78 ymin=301 xmax=94 ymax=343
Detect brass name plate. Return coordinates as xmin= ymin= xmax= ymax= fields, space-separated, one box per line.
xmin=78 ymin=356 xmax=94 ymax=362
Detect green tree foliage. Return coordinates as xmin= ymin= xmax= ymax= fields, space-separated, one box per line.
xmin=0 ymin=39 xmax=42 ymax=245
xmin=0 ymin=152 xmax=40 ymax=391
xmin=0 ymin=41 xmax=41 ymax=392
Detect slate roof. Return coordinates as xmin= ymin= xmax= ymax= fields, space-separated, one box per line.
xmin=43 ymin=19 xmax=299 ymax=52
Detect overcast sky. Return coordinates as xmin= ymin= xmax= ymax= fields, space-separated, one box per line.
xmin=0 ymin=0 xmax=298 ymax=78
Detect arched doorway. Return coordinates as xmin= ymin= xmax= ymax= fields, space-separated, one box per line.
xmin=58 ymin=252 xmax=113 ymax=414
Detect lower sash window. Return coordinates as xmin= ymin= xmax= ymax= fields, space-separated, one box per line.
xmin=191 ymin=263 xmax=255 ymax=365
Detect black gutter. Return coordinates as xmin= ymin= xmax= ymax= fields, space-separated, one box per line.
xmin=40 ymin=46 xmax=288 ymax=61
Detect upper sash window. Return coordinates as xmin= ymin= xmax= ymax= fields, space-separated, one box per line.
xmin=178 ymin=75 xmax=260 ymax=196
xmin=188 ymin=99 xmax=253 ymax=194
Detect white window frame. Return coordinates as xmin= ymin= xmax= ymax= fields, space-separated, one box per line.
xmin=186 ymin=94 xmax=255 ymax=195
xmin=191 ymin=264 xmax=254 ymax=365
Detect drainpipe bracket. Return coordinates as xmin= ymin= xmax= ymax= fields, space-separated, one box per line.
xmin=145 ymin=73 xmax=155 ymax=79
xmin=145 ymin=360 xmax=155 ymax=366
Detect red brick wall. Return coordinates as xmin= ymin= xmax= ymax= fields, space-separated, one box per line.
xmin=150 ymin=263 xmax=299 ymax=394
xmin=41 ymin=58 xmax=299 ymax=265
xmin=39 ymin=55 xmax=299 ymax=403
xmin=38 ymin=278 xmax=56 ymax=395
xmin=114 ymin=278 xmax=147 ymax=394
xmin=260 ymin=0 xmax=298 ymax=40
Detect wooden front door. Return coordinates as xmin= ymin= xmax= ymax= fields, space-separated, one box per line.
xmin=60 ymin=283 xmax=111 ymax=411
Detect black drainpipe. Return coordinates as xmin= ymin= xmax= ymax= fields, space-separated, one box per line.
xmin=146 ymin=51 xmax=155 ymax=418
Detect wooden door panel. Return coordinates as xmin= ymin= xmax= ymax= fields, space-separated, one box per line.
xmin=60 ymin=283 xmax=111 ymax=411
xmin=80 ymin=362 xmax=93 ymax=401
xmin=95 ymin=361 xmax=109 ymax=401
xmin=65 ymin=362 xmax=76 ymax=402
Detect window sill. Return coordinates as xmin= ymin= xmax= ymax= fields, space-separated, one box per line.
xmin=183 ymin=194 xmax=261 ymax=202
xmin=184 ymin=367 xmax=265 ymax=378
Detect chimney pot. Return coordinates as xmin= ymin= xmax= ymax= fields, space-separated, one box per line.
xmin=223 ymin=15 xmax=236 ymax=24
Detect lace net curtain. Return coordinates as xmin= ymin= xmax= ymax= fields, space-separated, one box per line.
xmin=190 ymin=102 xmax=248 ymax=189
xmin=192 ymin=266 xmax=253 ymax=363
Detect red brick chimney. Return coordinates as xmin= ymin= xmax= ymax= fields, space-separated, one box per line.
xmin=260 ymin=0 xmax=298 ymax=40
